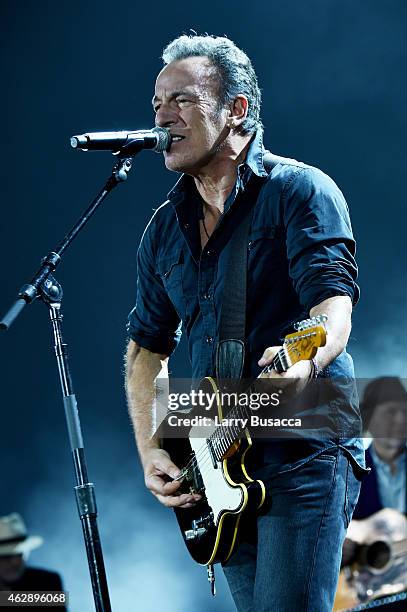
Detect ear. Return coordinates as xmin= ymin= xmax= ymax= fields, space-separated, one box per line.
xmin=226 ymin=95 xmax=249 ymax=129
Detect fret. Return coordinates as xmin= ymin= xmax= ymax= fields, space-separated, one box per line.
xmin=205 ymin=316 xmax=327 ymax=460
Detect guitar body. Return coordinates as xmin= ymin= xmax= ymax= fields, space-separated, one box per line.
xmin=161 ymin=377 xmax=266 ymax=565
xmin=158 ymin=317 xmax=327 ymax=568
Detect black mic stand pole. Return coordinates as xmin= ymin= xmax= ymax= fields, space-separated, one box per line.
xmin=0 ymin=152 xmax=137 ymax=612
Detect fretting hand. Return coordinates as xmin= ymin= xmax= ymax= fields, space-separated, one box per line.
xmin=258 ymin=345 xmax=314 ymax=395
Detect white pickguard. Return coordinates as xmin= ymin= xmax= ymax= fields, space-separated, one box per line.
xmin=189 ymin=421 xmax=245 ymax=523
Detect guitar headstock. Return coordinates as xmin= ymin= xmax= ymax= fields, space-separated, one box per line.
xmin=283 ymin=315 xmax=328 ymax=366
xmin=293 ymin=314 xmax=328 ymax=332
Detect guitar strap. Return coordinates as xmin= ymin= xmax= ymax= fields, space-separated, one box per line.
xmin=215 ymin=152 xmax=279 ymax=380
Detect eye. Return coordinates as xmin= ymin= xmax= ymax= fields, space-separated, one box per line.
xmin=177 ymin=98 xmax=189 ymax=105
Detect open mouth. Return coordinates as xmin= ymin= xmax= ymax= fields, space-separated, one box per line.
xmin=164 ymin=135 xmax=185 ymax=154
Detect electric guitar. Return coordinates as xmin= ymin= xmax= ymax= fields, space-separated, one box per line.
xmin=159 ymin=315 xmax=327 ymax=590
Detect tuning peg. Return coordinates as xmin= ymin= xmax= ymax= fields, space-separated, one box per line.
xmin=294 ymin=314 xmax=328 ymax=331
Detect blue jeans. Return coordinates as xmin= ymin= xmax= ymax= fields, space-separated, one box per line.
xmin=222 ymin=447 xmax=363 ymax=612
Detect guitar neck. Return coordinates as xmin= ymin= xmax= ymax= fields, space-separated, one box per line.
xmin=208 ymin=316 xmax=327 ymax=462
xmin=208 ymin=348 xmax=288 ymax=462
xmin=261 ymin=346 xmax=290 ymax=375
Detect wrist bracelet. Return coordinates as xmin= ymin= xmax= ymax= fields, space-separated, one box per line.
xmin=311 ymin=357 xmax=320 ymax=379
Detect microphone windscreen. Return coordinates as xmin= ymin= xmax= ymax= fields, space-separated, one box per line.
xmin=152 ymin=127 xmax=171 ymax=152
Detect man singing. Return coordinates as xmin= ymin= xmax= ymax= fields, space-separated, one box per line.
xmin=125 ymin=34 xmax=367 ymax=611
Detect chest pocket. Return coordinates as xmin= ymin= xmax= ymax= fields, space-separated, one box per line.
xmin=248 ymin=225 xmax=286 ymax=277
xmin=156 ymin=249 xmax=186 ymax=320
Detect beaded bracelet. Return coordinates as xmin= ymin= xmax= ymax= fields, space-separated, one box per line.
xmin=310 ymin=357 xmax=320 ymax=379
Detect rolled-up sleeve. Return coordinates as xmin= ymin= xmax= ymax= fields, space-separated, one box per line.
xmin=127 ymin=216 xmax=181 ymax=356
xmin=283 ymin=167 xmax=360 ymax=311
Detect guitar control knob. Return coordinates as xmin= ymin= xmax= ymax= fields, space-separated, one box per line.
xmin=185 ymin=527 xmax=207 ymax=540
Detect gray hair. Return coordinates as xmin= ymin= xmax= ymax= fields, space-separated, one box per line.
xmin=162 ymin=34 xmax=262 ymax=135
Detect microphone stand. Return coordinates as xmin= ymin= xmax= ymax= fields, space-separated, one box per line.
xmin=0 ymin=151 xmax=137 ymax=612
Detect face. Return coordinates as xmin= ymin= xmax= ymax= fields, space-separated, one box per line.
xmin=369 ymin=400 xmax=407 ymax=446
xmin=153 ymin=56 xmax=230 ymax=174
xmin=0 ymin=554 xmax=25 ymax=584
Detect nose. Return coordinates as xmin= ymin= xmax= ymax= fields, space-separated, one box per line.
xmin=155 ymin=105 xmax=178 ymax=129
xmin=393 ymin=406 xmax=407 ymax=428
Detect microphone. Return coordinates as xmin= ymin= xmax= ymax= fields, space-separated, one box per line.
xmin=70 ymin=127 xmax=171 ymax=154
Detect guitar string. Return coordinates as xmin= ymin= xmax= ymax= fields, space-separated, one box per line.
xmin=183 ymin=337 xmax=317 ymax=473
xmin=173 ymin=350 xmax=285 ymax=479
xmin=184 ymin=338 xmax=321 ymax=483
xmin=171 ymin=340 xmax=316 ymax=485
xmin=176 ymin=340 xmax=311 ymax=480
xmin=184 ymin=331 xmax=323 ymax=482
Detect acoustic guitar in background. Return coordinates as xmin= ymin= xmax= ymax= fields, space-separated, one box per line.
xmin=334 ymin=508 xmax=407 ymax=611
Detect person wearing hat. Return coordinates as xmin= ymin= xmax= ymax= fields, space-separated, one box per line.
xmin=352 ymin=376 xmax=407 ymax=520
xmin=0 ymin=513 xmax=66 ymax=610
xmin=340 ymin=376 xmax=407 ymax=570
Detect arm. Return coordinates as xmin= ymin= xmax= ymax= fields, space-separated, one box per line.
xmin=309 ymin=294 xmax=352 ymax=370
xmin=259 ymin=294 xmax=352 ymax=385
xmin=259 ymin=166 xmax=357 ymax=382
xmin=125 ymin=339 xmax=200 ymax=508
xmin=125 ymin=211 xmax=198 ymax=507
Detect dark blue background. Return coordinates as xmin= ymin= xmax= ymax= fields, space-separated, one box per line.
xmin=1 ymin=1 xmax=406 ymax=610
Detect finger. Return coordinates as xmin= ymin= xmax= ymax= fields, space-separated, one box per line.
xmin=168 ymin=495 xmax=201 ymax=509
xmin=177 ymin=501 xmax=199 ymax=509
xmin=160 ymin=483 xmax=202 ymax=502
xmin=153 ymin=454 xmax=183 ymax=480
xmin=162 ymin=479 xmax=183 ymax=493
xmin=153 ymin=491 xmax=201 ymax=508
xmin=258 ymin=346 xmax=282 ymax=367
xmin=146 ymin=473 xmax=182 ymax=496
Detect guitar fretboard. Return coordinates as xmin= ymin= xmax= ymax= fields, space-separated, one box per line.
xmin=208 ymin=349 xmax=286 ymax=462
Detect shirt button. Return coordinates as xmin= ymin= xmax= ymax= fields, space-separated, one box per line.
xmin=184 ymin=223 xmax=189 ymax=229
xmin=206 ymin=336 xmax=213 ymax=344
xmin=205 ymin=249 xmax=212 ymax=256
xmin=203 ymin=292 xmax=212 ymax=300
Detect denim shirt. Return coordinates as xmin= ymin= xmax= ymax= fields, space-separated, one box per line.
xmin=370 ymin=443 xmax=407 ymax=512
xmin=127 ymin=130 xmax=366 ymax=472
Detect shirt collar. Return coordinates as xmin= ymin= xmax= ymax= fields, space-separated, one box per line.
xmin=167 ymin=129 xmax=267 ymax=204
xmin=243 ymin=129 xmax=268 ymax=178
xmin=370 ymin=442 xmax=406 ymax=474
